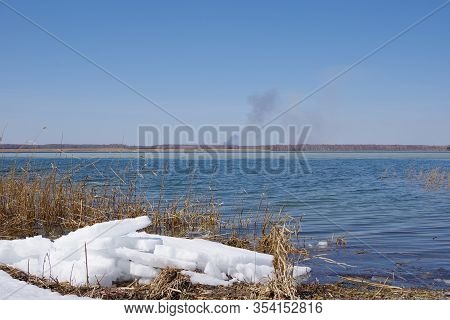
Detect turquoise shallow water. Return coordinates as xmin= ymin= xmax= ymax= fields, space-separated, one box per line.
xmin=1 ymin=152 xmax=449 ymax=289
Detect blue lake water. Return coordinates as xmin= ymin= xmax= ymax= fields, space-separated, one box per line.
xmin=1 ymin=152 xmax=449 ymax=289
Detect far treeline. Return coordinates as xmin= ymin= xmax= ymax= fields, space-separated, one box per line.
xmin=0 ymin=144 xmax=449 ymax=152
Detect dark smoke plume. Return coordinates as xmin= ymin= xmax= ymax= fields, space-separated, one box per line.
xmin=247 ymin=89 xmax=279 ymax=124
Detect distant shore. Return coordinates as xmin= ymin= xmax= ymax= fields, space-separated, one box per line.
xmin=0 ymin=144 xmax=449 ymax=153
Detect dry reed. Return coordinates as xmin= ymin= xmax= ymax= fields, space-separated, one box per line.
xmin=403 ymin=167 xmax=449 ymax=191
xmin=0 ymin=169 xmax=147 ymax=239
xmin=0 ymin=167 xmax=300 ymax=255
xmin=255 ymin=226 xmax=297 ymax=299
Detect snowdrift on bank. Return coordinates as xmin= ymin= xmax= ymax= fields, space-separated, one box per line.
xmin=0 ymin=271 xmax=85 ymax=300
xmin=0 ymin=216 xmax=310 ymax=287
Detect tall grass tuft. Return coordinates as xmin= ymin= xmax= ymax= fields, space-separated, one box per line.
xmin=0 ymin=169 xmax=147 ymax=239
xmin=256 ymin=226 xmax=297 ymax=299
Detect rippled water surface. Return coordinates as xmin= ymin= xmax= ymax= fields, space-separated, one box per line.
xmin=1 ymin=152 xmax=449 ymax=288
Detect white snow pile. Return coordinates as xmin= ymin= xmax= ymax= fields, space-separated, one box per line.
xmin=0 ymin=271 xmax=85 ymax=300
xmin=0 ymin=216 xmax=310 ymax=287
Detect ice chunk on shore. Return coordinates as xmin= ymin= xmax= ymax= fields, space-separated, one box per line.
xmin=115 ymin=247 xmax=197 ymax=270
xmin=0 ymin=236 xmax=52 ymax=264
xmin=129 ymin=262 xmax=158 ymax=279
xmin=12 ymin=258 xmax=40 ymax=275
xmin=181 ymin=271 xmax=232 ymax=287
xmin=83 ymin=236 xmax=162 ymax=252
xmin=234 ymin=263 xmax=273 ymax=283
xmin=293 ymin=266 xmax=311 ymax=277
xmin=153 ymin=236 xmax=273 ymax=275
xmin=38 ymin=252 xmax=119 ymax=287
xmin=53 ymin=216 xmax=151 ymax=248
xmin=153 ymin=244 xmax=200 ymax=262
xmin=0 ymin=216 xmax=311 ymax=290
xmin=204 ymin=262 xmax=227 ymax=280
xmin=131 ymin=237 xmax=162 ymax=252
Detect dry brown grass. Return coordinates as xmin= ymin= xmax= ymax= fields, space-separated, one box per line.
xmin=254 ymin=226 xmax=297 ymax=299
xmin=148 ymin=191 xmax=221 ymax=238
xmin=0 ymin=169 xmax=147 ymax=239
xmin=0 ymin=169 xmax=216 ymax=239
xmin=143 ymin=268 xmax=193 ymax=299
xmin=0 ymin=167 xmax=300 ymax=250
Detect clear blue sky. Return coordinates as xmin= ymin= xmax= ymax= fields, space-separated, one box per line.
xmin=1 ymin=0 xmax=449 ymax=145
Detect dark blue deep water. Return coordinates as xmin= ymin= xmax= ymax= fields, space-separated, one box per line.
xmin=1 ymin=152 xmax=449 ymax=289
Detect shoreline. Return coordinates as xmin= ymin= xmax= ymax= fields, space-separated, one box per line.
xmin=1 ymin=264 xmax=447 ymax=300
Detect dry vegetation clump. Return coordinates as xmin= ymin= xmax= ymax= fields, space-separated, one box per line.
xmin=147 ymin=191 xmax=221 ymax=238
xmin=404 ymin=167 xmax=449 ymax=191
xmin=254 ymin=226 xmax=297 ymax=299
xmin=142 ymin=268 xmax=193 ymax=299
xmin=295 ymin=281 xmax=448 ymax=300
xmin=213 ymin=201 xmax=303 ymax=253
xmin=421 ymin=168 xmax=449 ymax=191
